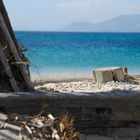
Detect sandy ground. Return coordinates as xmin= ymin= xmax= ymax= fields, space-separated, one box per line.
xmin=31 ymin=72 xmax=92 ymax=84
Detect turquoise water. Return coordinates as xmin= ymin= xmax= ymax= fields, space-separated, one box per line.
xmin=15 ymin=31 xmax=140 ymax=75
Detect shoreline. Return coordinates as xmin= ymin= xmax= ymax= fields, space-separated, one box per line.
xmin=31 ymin=72 xmax=140 ymax=84
xmin=31 ymin=72 xmax=93 ymax=85
xmin=33 ymin=72 xmax=140 ymax=93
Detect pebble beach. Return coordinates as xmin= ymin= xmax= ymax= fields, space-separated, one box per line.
xmin=35 ymin=76 xmax=140 ymax=93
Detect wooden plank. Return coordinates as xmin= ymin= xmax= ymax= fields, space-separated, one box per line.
xmin=0 ymin=91 xmax=140 ymax=137
xmin=0 ymin=0 xmax=19 ymax=50
xmin=0 ymin=42 xmax=19 ymax=92
xmin=0 ymin=91 xmax=140 ymax=121
xmin=0 ymin=12 xmax=33 ymax=91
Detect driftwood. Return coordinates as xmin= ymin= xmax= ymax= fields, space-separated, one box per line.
xmin=4 ymin=91 xmax=140 ymax=138
xmin=0 ymin=113 xmax=7 ymax=121
xmin=0 ymin=42 xmax=19 ymax=92
xmin=0 ymin=91 xmax=140 ymax=138
xmin=0 ymin=12 xmax=33 ymax=91
xmin=3 ymin=123 xmax=22 ymax=132
xmin=0 ymin=112 xmax=79 ymax=140
xmin=0 ymin=0 xmax=18 ymax=47
xmin=0 ymin=0 xmax=34 ymax=92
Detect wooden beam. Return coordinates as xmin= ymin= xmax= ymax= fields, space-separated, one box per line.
xmin=0 ymin=12 xmax=33 ymax=91
xmin=0 ymin=91 xmax=140 ymax=133
xmin=0 ymin=0 xmax=18 ymax=49
xmin=0 ymin=42 xmax=19 ymax=92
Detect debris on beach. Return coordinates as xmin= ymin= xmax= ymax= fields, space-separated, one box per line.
xmin=0 ymin=112 xmax=79 ymax=140
xmin=93 ymin=66 xmax=140 ymax=84
xmin=93 ymin=67 xmax=124 ymax=84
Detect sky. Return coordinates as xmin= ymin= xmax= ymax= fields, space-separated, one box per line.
xmin=3 ymin=0 xmax=140 ymax=31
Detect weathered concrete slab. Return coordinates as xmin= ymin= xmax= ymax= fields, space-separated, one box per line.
xmin=112 ymin=67 xmax=124 ymax=81
xmin=93 ymin=67 xmax=124 ymax=84
xmin=94 ymin=68 xmax=113 ymax=83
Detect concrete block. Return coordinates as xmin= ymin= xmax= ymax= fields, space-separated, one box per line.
xmin=95 ymin=68 xmax=113 ymax=83
xmin=94 ymin=67 xmax=124 ymax=84
xmin=112 ymin=67 xmax=124 ymax=82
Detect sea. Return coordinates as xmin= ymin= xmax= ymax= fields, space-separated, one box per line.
xmin=15 ymin=31 xmax=140 ymax=75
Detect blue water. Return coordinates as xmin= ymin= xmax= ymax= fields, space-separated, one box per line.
xmin=15 ymin=31 xmax=140 ymax=75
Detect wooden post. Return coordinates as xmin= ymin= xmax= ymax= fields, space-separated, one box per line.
xmin=0 ymin=42 xmax=19 ymax=92
xmin=0 ymin=12 xmax=33 ymax=91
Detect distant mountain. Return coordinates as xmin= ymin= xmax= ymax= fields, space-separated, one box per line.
xmin=62 ymin=15 xmax=140 ymax=32
xmin=63 ymin=22 xmax=95 ymax=32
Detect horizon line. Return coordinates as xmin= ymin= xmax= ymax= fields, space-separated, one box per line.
xmin=14 ymin=30 xmax=140 ymax=34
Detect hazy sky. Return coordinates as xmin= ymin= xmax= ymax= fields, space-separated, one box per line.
xmin=3 ymin=0 xmax=140 ymax=31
